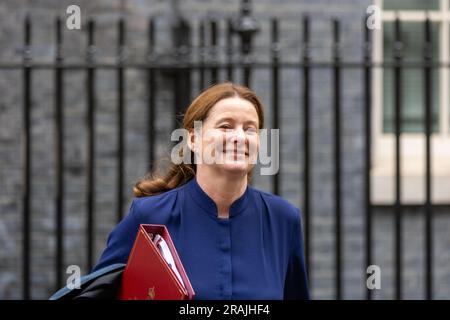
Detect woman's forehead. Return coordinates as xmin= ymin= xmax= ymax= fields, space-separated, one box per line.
xmin=208 ymin=97 xmax=258 ymax=119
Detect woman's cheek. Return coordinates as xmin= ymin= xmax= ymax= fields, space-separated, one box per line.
xmin=200 ymin=131 xmax=225 ymax=162
xmin=248 ymin=136 xmax=259 ymax=164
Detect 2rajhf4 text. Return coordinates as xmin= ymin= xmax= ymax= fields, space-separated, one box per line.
xmin=179 ymin=304 xmax=270 ymax=317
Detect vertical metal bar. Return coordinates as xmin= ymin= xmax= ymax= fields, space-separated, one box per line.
xmin=332 ymin=18 xmax=342 ymax=300
xmin=199 ymin=21 xmax=205 ymax=90
xmin=226 ymin=19 xmax=234 ymax=82
xmin=22 ymin=15 xmax=32 ymax=300
xmin=234 ymin=0 xmax=259 ymax=87
xmin=302 ymin=15 xmax=312 ymax=286
xmin=54 ymin=16 xmax=64 ymax=290
xmin=117 ymin=18 xmax=126 ymax=223
xmin=363 ymin=15 xmax=373 ymax=300
xmin=147 ymin=18 xmax=156 ymax=173
xmin=173 ymin=74 xmax=181 ymax=131
xmin=243 ymin=59 xmax=251 ymax=87
xmin=271 ymin=18 xmax=280 ymax=196
xmin=210 ymin=19 xmax=218 ymax=84
xmin=423 ymin=17 xmax=433 ymax=300
xmin=393 ymin=16 xmax=403 ymax=300
xmin=172 ymin=19 xmax=191 ymax=131
xmin=86 ymin=19 xmax=96 ymax=271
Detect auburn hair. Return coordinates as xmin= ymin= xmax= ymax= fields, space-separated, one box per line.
xmin=133 ymin=82 xmax=265 ymax=197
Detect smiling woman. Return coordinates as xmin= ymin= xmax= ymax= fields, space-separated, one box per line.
xmin=92 ymin=82 xmax=310 ymax=300
xmin=189 ymin=95 xmax=261 ymax=218
xmin=193 ymin=99 xmax=259 ymax=165
xmin=134 ymin=82 xmax=265 ymax=198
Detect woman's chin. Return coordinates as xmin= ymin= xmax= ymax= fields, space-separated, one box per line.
xmin=219 ymin=162 xmax=250 ymax=175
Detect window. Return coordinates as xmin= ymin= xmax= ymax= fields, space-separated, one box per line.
xmin=383 ymin=0 xmax=440 ymax=11
xmin=372 ymin=0 xmax=450 ymax=204
xmin=382 ymin=21 xmax=440 ymax=134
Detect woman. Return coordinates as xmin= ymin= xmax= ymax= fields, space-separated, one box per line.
xmin=93 ymin=82 xmax=310 ymax=300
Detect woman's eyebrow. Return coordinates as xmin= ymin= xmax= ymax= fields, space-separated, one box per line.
xmin=215 ymin=117 xmax=257 ymax=126
xmin=245 ymin=120 xmax=258 ymax=127
xmin=215 ymin=117 xmax=235 ymax=124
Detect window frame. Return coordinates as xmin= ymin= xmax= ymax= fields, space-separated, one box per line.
xmin=372 ymin=0 xmax=450 ymax=204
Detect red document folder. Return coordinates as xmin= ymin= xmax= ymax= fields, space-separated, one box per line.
xmin=118 ymin=224 xmax=195 ymax=300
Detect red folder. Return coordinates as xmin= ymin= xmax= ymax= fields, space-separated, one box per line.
xmin=118 ymin=224 xmax=195 ymax=300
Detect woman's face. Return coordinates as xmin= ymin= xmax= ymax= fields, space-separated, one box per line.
xmin=191 ymin=96 xmax=260 ymax=177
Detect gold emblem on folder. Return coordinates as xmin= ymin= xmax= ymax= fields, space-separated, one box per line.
xmin=147 ymin=287 xmax=155 ymax=300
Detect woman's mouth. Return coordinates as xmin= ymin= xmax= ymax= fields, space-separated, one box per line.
xmin=223 ymin=150 xmax=248 ymax=156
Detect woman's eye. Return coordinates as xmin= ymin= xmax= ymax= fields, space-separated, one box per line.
xmin=220 ymin=124 xmax=231 ymax=129
xmin=246 ymin=127 xmax=258 ymax=134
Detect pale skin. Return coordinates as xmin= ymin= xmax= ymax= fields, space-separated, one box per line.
xmin=188 ymin=96 xmax=260 ymax=219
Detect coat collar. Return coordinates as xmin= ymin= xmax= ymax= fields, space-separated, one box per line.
xmin=185 ymin=177 xmax=250 ymax=219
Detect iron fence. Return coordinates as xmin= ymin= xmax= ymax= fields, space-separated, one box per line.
xmin=0 ymin=3 xmax=443 ymax=300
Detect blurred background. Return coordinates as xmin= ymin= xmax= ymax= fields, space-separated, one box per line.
xmin=0 ymin=0 xmax=449 ymax=300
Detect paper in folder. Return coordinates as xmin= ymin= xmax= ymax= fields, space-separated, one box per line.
xmin=118 ymin=224 xmax=195 ymax=300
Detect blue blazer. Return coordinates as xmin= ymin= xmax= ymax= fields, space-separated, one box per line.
xmin=93 ymin=177 xmax=310 ymax=300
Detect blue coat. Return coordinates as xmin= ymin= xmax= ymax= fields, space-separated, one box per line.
xmin=93 ymin=177 xmax=310 ymax=300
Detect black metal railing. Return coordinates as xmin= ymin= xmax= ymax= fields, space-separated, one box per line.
xmin=363 ymin=14 xmax=373 ymax=301
xmin=1 ymin=6 xmax=444 ymax=300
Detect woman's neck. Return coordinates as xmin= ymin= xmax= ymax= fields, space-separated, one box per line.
xmin=195 ymin=169 xmax=247 ymax=219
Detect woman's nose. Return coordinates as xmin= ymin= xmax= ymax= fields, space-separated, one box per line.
xmin=228 ymin=127 xmax=247 ymax=144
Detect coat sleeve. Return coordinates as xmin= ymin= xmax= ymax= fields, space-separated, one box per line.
xmin=73 ymin=267 xmax=125 ymax=300
xmin=92 ymin=199 xmax=141 ymax=272
xmin=283 ymin=209 xmax=310 ymax=300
